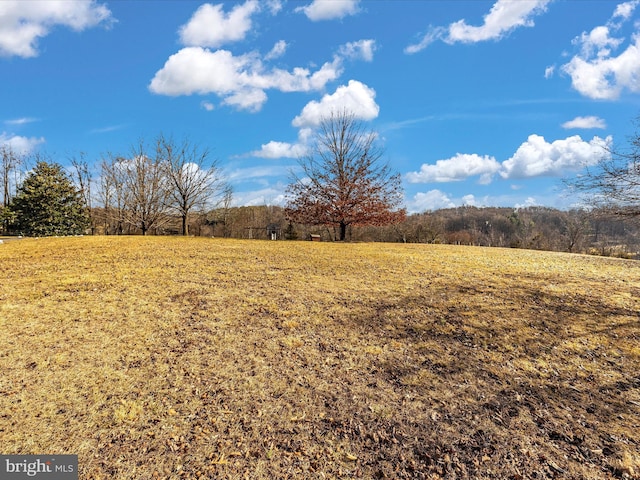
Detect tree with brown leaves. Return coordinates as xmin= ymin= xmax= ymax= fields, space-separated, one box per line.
xmin=285 ymin=111 xmax=406 ymax=241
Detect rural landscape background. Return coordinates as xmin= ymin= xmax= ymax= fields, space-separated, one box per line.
xmin=2 ymin=0 xmax=640 ymax=478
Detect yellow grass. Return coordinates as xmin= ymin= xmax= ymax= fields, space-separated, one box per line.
xmin=1 ymin=236 xmax=639 ymax=479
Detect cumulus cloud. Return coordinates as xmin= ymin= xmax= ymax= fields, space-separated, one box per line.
xmin=222 ymin=88 xmax=268 ymax=112
xmin=405 ymin=0 xmax=550 ymax=53
xmin=265 ymin=0 xmax=283 ymax=15
xmin=409 ymin=190 xmax=456 ymax=212
xmin=338 ymin=39 xmax=376 ymax=61
xmin=614 ymin=0 xmax=640 ymax=20
xmin=292 ymin=80 xmax=379 ymax=127
xmin=296 ymin=0 xmax=360 ymax=21
xmin=150 ymin=48 xmax=257 ymax=96
xmin=447 ymin=0 xmax=551 ymax=43
xmin=515 ymin=197 xmax=538 ymax=209
xmin=500 ymin=134 xmax=611 ymax=179
xmin=178 ymin=1 xmax=260 ymax=48
xmin=0 ymin=0 xmax=113 ymax=58
xmin=406 ymin=153 xmax=501 ymax=184
xmin=233 ymin=187 xmax=287 ymax=207
xmin=249 ymin=140 xmax=308 ymax=159
xmin=246 ymin=82 xmax=378 ymax=159
xmin=149 ymin=47 xmax=342 ymax=111
xmin=461 ymin=194 xmax=478 ymax=206
xmin=407 ymin=134 xmax=611 ymax=185
xmin=562 ymin=116 xmax=607 ymax=129
xmin=0 ymin=132 xmax=44 ymax=155
xmin=151 ymin=13 xmax=375 ymax=113
xmin=561 ymin=1 xmax=640 ymax=99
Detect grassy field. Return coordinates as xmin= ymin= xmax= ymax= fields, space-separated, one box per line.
xmin=1 ymin=236 xmax=639 ymax=479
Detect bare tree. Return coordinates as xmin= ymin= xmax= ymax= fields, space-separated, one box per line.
xmin=1 ymin=145 xmax=22 ymax=233
xmin=69 ymin=153 xmax=93 ymax=233
xmin=285 ymin=110 xmax=406 ymax=241
xmin=561 ymin=210 xmax=589 ymax=253
xmin=156 ymin=135 xmax=228 ymax=236
xmin=215 ymin=185 xmax=234 ymax=237
xmin=569 ymin=123 xmax=640 ymax=217
xmin=99 ymin=154 xmax=129 ymax=234
xmin=121 ymin=142 xmax=170 ymax=235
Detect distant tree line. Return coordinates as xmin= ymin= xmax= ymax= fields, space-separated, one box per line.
xmin=3 ymin=112 xmax=640 ymax=258
xmin=177 ymin=204 xmax=637 ymax=258
xmin=3 ymin=155 xmax=640 ymax=258
xmin=1 ymin=135 xmax=229 ymax=237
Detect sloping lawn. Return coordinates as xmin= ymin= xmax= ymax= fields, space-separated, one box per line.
xmin=1 ymin=236 xmax=639 ymax=479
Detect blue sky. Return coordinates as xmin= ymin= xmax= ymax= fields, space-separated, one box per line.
xmin=2 ymin=0 xmax=640 ymax=212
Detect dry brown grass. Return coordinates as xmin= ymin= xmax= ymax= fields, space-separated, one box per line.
xmin=1 ymin=236 xmax=639 ymax=479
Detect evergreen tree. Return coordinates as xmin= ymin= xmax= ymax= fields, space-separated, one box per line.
xmin=10 ymin=161 xmax=89 ymax=236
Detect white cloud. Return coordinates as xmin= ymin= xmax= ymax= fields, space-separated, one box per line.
xmin=406 ymin=134 xmax=612 ymax=185
xmin=149 ymin=48 xmax=254 ymax=96
xmin=515 ymin=197 xmax=538 ymax=209
xmin=500 ymin=134 xmax=611 ymax=179
xmin=233 ymin=188 xmax=287 ymax=207
xmin=544 ymin=65 xmax=555 ymax=79
xmin=576 ymin=25 xmax=623 ymax=58
xmin=152 ymin=2 xmax=374 ymax=111
xmin=338 ymin=39 xmax=376 ymax=61
xmin=265 ymin=40 xmax=287 ymax=60
xmin=149 ymin=47 xmax=342 ymax=111
xmin=406 ymin=153 xmax=501 ymax=184
xmin=0 ymin=132 xmax=44 ymax=155
xmin=222 ymin=88 xmax=268 ymax=112
xmin=201 ymin=101 xmax=215 ymax=111
xmin=562 ymin=116 xmax=607 ymax=129
xmin=292 ymin=80 xmax=379 ymax=127
xmin=227 ymin=165 xmax=291 ymax=182
xmin=0 ymin=0 xmax=112 ymax=58
xmin=4 ymin=117 xmax=37 ymax=126
xmin=150 ymin=33 xmax=374 ymax=112
xmin=89 ymin=124 xmax=127 ymax=134
xmin=405 ymin=28 xmax=446 ymax=54
xmin=246 ymin=127 xmax=313 ymax=160
xmin=266 ymin=0 xmax=283 ymax=15
xmin=249 ymin=140 xmax=308 ymax=159
xmin=409 ymin=190 xmax=456 ymax=212
xmin=244 ymin=81 xmax=378 ymax=160
xmin=297 ymin=0 xmax=360 ymax=21
xmin=447 ymin=0 xmax=551 ymax=43
xmin=614 ymin=0 xmax=640 ymax=21
xmin=561 ymin=1 xmax=640 ymax=99
xmin=178 ymin=1 xmax=260 ymax=48
xmin=562 ymin=35 xmax=640 ymax=99
xmin=405 ymin=0 xmax=550 ymax=53
xmin=461 ymin=194 xmax=478 ymax=206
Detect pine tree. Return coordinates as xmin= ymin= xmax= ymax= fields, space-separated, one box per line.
xmin=10 ymin=161 xmax=89 ymax=236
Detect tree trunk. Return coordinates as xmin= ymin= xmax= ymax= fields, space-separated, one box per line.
xmin=182 ymin=214 xmax=188 ymax=236
xmin=339 ymin=221 xmax=347 ymax=241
